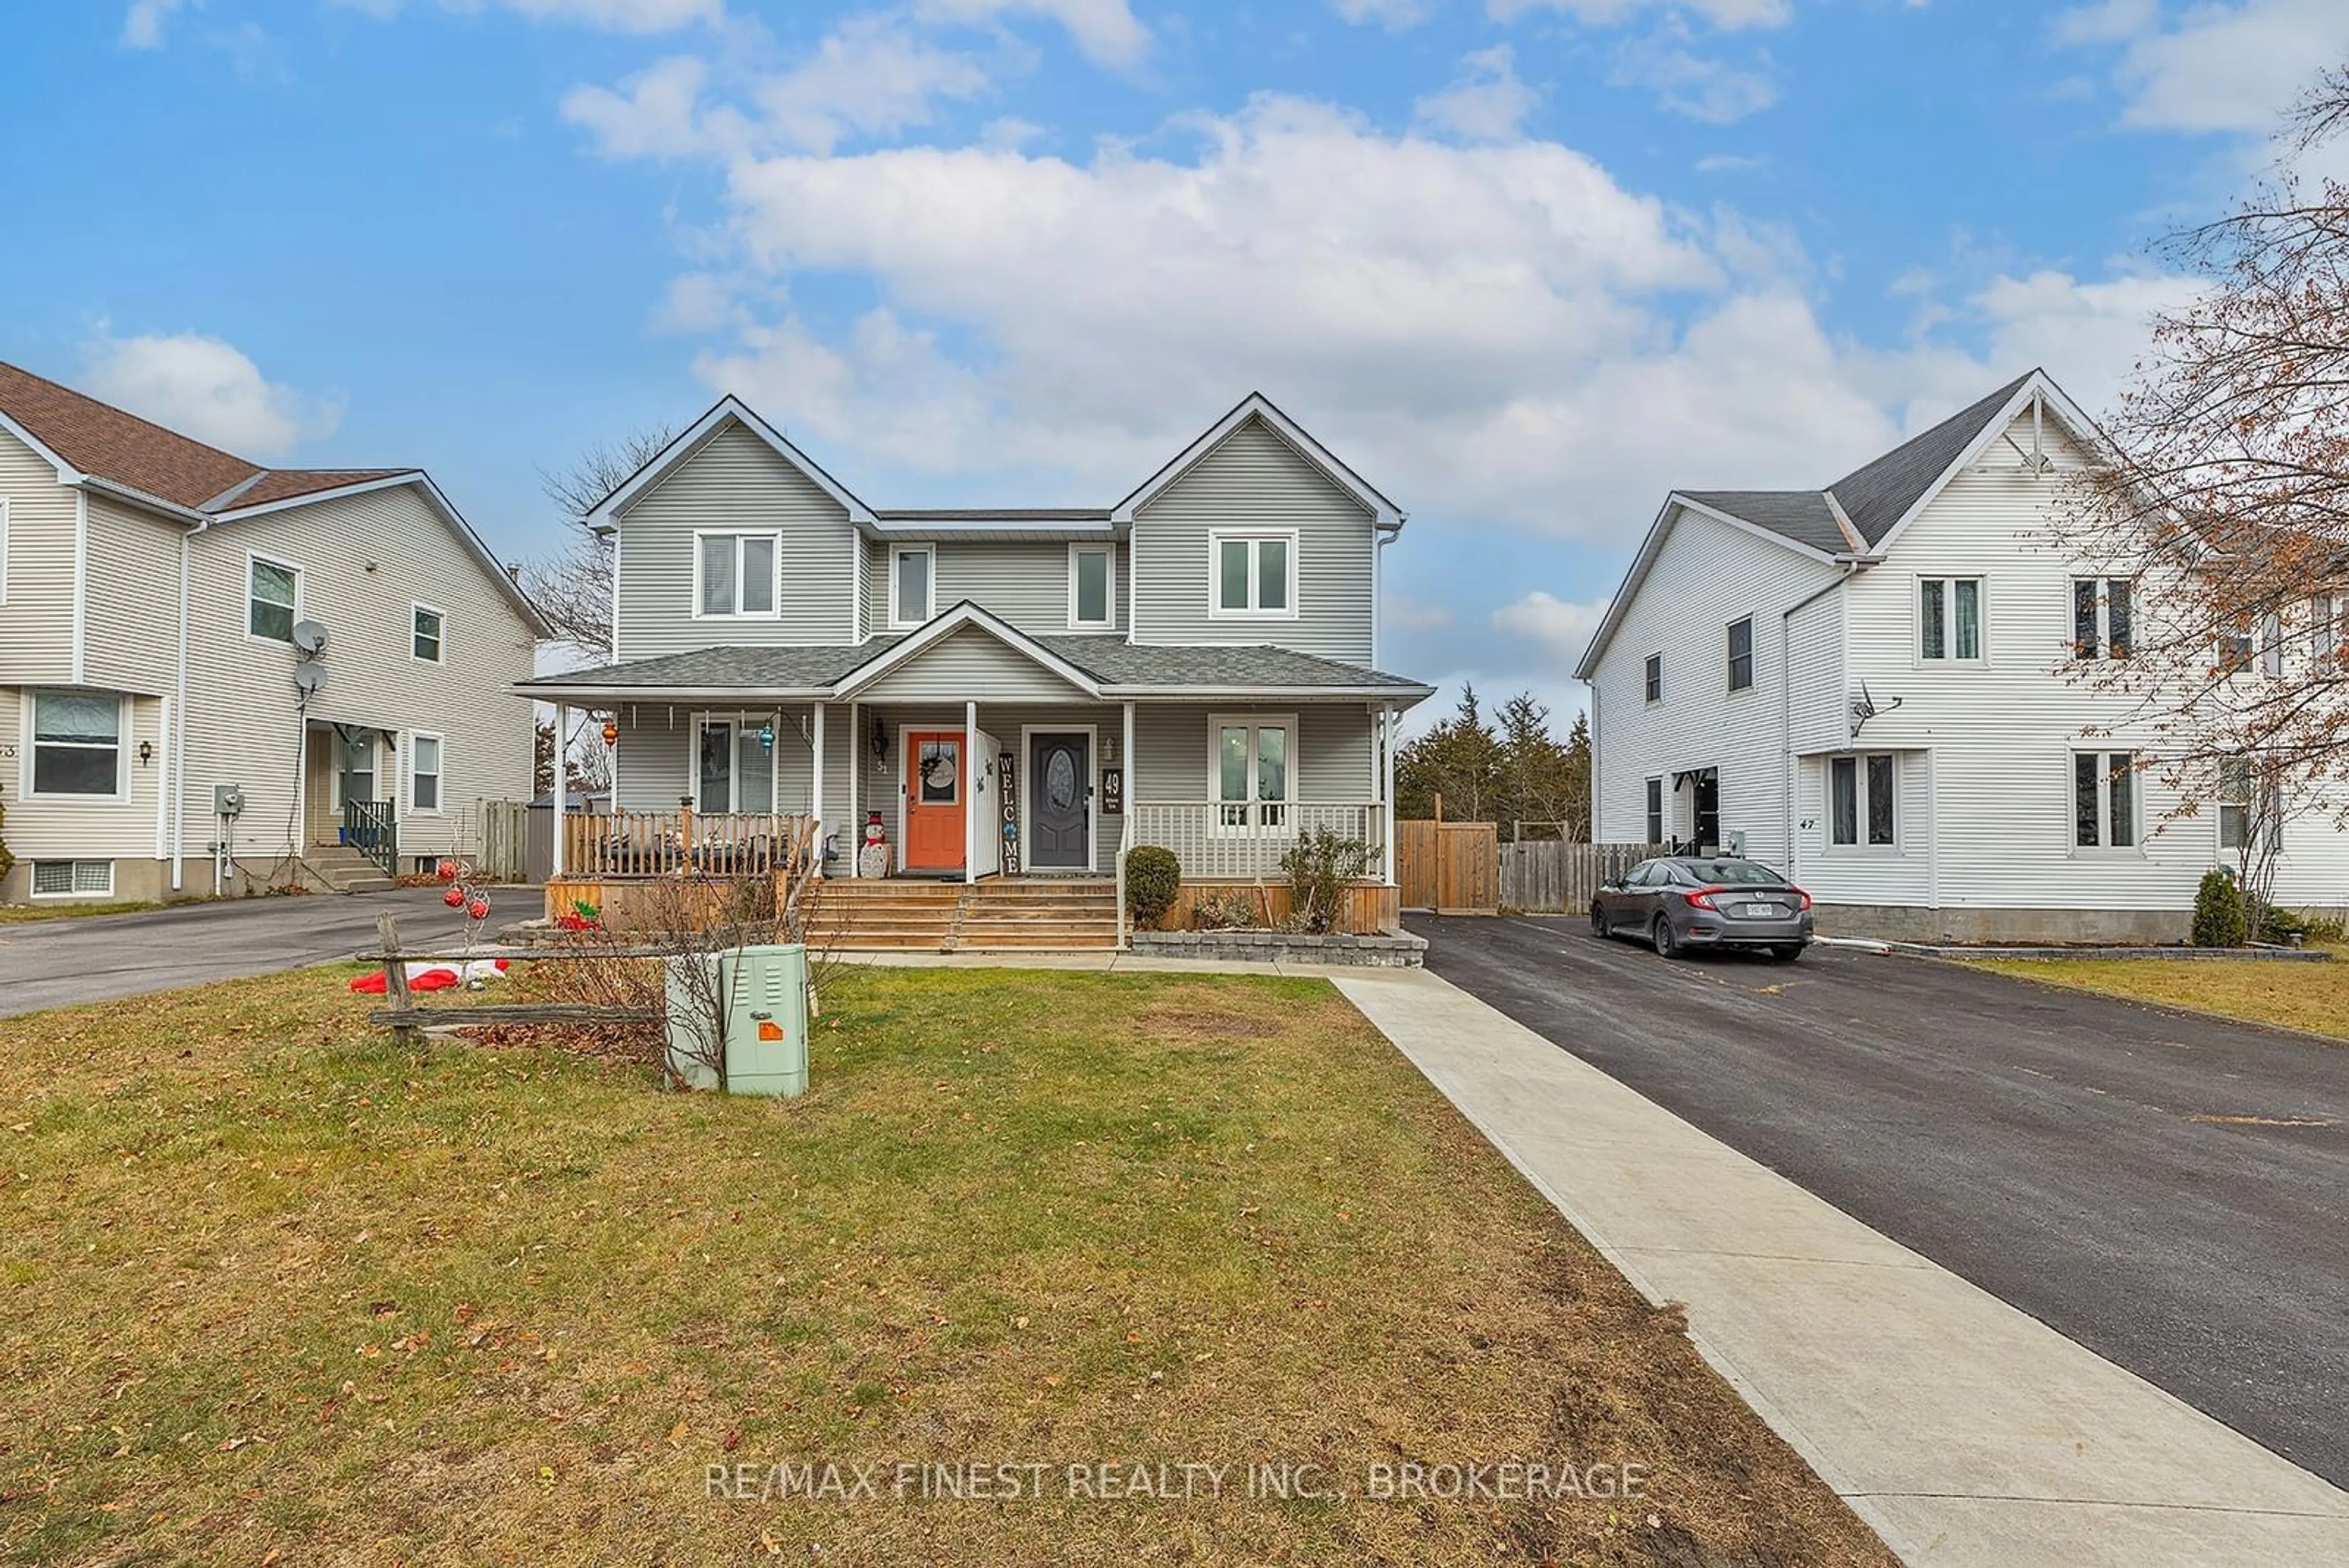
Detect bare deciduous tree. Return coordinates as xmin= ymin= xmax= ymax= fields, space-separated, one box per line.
xmin=2052 ymin=70 xmax=2349 ymax=926
xmin=522 ymin=426 xmax=675 ymax=661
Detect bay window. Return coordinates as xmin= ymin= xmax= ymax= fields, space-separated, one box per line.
xmin=697 ymin=532 xmax=779 ymax=619
xmin=1211 ymin=715 xmax=1293 ymax=833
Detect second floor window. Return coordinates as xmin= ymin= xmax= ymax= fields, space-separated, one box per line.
xmin=1727 ymin=617 xmax=1754 ymax=691
xmin=1920 ymin=578 xmax=1982 ymax=661
xmin=412 ymin=605 xmax=444 ymax=663
xmin=2074 ymin=751 xmax=2137 ymax=849
xmin=699 ymin=532 xmax=777 ymax=618
xmin=2073 ymin=578 xmax=2132 ymax=660
xmin=1211 ymin=531 xmax=1293 ymax=616
xmin=891 ymin=545 xmax=933 ymax=628
xmin=1070 ymin=545 xmax=1113 ymax=630
xmin=1644 ymin=653 xmax=1663 ymax=704
xmin=250 ymin=556 xmax=299 ymax=642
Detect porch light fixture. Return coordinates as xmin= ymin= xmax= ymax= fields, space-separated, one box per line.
xmin=869 ymin=713 xmax=889 ymax=759
xmin=138 ymin=741 xmax=154 ymax=767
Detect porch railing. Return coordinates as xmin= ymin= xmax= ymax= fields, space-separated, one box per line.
xmin=1130 ymin=801 xmax=1385 ymax=881
xmin=562 ymin=811 xmax=811 ymax=879
xmin=343 ymin=800 xmax=398 ymax=879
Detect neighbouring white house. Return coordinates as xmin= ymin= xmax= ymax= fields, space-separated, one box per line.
xmin=519 ymin=391 xmax=1433 ymax=946
xmin=1577 ymin=368 xmax=2349 ymax=943
xmin=0 ymin=360 xmax=548 ymax=904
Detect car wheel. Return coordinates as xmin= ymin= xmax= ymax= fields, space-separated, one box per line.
xmin=1590 ymin=904 xmax=1609 ymax=939
xmin=1773 ymin=943 xmax=1806 ymax=962
xmin=1652 ymin=915 xmax=1681 ymax=959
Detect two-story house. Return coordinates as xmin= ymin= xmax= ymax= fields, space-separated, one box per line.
xmin=0 ymin=361 xmax=547 ymax=904
xmin=521 ymin=392 xmax=1433 ymax=944
xmin=1578 ymin=368 xmax=2349 ymax=943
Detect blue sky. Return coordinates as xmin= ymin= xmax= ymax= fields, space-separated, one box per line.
xmin=6 ymin=0 xmax=2343 ymax=721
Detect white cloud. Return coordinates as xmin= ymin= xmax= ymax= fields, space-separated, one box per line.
xmin=1490 ymin=0 xmax=1792 ymax=31
xmin=1611 ymin=32 xmax=1778 ymax=123
xmin=1492 ymin=592 xmax=1609 ymax=667
xmin=78 ymin=330 xmax=339 ymax=460
xmin=121 ymin=0 xmax=187 ymax=49
xmin=563 ymin=55 xmax=713 ymax=158
xmin=2057 ymin=0 xmax=2349 ymax=133
xmin=913 ymin=0 xmax=1149 ymax=68
xmin=1414 ymin=45 xmax=1539 ymax=143
xmin=1335 ymin=0 xmax=1433 ymax=29
xmin=332 ymin=0 xmax=720 ymax=32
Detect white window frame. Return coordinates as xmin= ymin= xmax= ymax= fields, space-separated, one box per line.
xmin=2260 ymin=610 xmax=2285 ymax=678
xmin=410 ymin=602 xmax=445 ymax=664
xmin=1206 ymin=712 xmax=1297 ymax=836
xmin=30 ymin=859 xmax=114 ymax=899
xmin=693 ymin=711 xmax=781 ymax=816
xmin=1206 ymin=529 xmax=1300 ymax=620
xmin=23 ymin=689 xmax=130 ymax=803
xmin=691 ymin=529 xmax=782 ymax=622
xmin=2071 ymin=577 xmax=2134 ymax=661
xmin=1917 ymin=576 xmax=1986 ymax=664
xmin=407 ymin=730 xmax=445 ymax=817
xmin=1067 ymin=543 xmax=1115 ymax=631
xmin=1644 ymin=777 xmax=1664 ymax=844
xmin=1644 ymin=653 xmax=1663 ymax=705
xmin=889 ymin=544 xmax=935 ymax=630
xmin=2072 ymin=749 xmax=2141 ymax=853
xmin=247 ymin=551 xmax=303 ymax=645
xmin=1827 ymin=752 xmax=1899 ymax=851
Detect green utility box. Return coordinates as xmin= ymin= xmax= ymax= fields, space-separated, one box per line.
xmin=663 ymin=944 xmax=810 ymax=1096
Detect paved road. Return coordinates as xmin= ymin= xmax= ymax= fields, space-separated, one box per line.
xmin=0 ymin=890 xmax=484 ymax=1018
xmin=1409 ymin=915 xmax=2349 ymax=1489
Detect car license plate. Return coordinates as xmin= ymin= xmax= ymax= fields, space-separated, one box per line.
xmin=1741 ymin=902 xmax=1784 ymax=918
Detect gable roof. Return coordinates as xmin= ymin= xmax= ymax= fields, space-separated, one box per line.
xmin=0 ymin=359 xmax=549 ymax=636
xmin=1827 ymin=371 xmax=2038 ymax=546
xmin=1112 ymin=392 xmax=1405 ymax=528
xmin=586 ymin=395 xmax=878 ymax=533
xmin=1577 ymin=370 xmax=2095 ymax=679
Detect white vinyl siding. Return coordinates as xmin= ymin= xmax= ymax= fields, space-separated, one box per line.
xmin=0 ymin=428 xmax=79 ymax=685
xmin=612 ymin=421 xmax=858 ymax=657
xmin=875 ymin=537 xmax=1130 ymax=638
xmin=1130 ymin=415 xmax=1374 ymax=663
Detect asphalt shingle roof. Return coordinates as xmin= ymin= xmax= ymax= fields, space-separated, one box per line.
xmin=524 ymin=626 xmax=1429 ymax=696
xmin=1679 ymin=371 xmax=2039 ymax=554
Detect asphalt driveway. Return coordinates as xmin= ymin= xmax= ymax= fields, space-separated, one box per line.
xmin=1409 ymin=915 xmax=2349 ymax=1489
xmin=0 ymin=890 xmax=487 ymax=1019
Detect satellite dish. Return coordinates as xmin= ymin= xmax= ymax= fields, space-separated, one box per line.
xmin=292 ymin=663 xmax=325 ymax=695
xmin=292 ymin=620 xmax=329 ymax=656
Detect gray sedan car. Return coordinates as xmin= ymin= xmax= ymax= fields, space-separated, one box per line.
xmin=1590 ymin=856 xmax=1814 ymax=960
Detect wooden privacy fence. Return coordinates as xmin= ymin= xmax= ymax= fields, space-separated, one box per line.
xmin=1499 ymin=841 xmax=1669 ymax=913
xmin=1396 ymin=819 xmax=1501 ymax=915
xmin=476 ymin=800 xmax=529 ymax=882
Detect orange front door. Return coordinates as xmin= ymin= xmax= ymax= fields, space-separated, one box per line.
xmin=904 ymin=730 xmax=967 ymax=872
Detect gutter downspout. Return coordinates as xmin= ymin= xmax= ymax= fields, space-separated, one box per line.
xmin=172 ymin=521 xmax=202 ymax=893
xmin=1779 ymin=559 xmax=1872 ymax=881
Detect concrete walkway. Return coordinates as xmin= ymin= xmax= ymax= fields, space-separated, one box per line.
xmin=1328 ymin=966 xmax=2349 ymax=1568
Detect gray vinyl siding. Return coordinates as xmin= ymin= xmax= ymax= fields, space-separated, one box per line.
xmin=864 ymin=537 xmax=1129 ymax=637
xmin=1130 ymin=702 xmax=1377 ymax=804
xmin=177 ymin=485 xmax=537 ymax=870
xmin=852 ymin=627 xmax=1088 ymax=705
xmin=1130 ymin=415 xmax=1375 ymax=663
xmin=0 ymin=427 xmax=78 ymax=685
xmin=82 ymin=495 xmax=184 ymax=695
xmin=615 ymin=422 xmax=858 ymax=660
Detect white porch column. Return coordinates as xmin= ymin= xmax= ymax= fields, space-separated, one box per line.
xmin=847 ymin=701 xmax=861 ymax=877
xmin=811 ymin=702 xmax=826 ymax=877
xmin=1119 ymin=699 xmax=1135 ymax=946
xmin=1381 ymin=703 xmax=1397 ymax=887
xmin=965 ymin=698 xmax=979 ymax=883
xmin=551 ymin=702 xmax=568 ymax=880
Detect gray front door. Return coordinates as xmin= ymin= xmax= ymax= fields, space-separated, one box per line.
xmin=1028 ymin=732 xmax=1089 ymax=870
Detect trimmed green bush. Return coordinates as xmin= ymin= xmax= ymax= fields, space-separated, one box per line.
xmin=2192 ymin=868 xmax=2247 ymax=948
xmin=1124 ymin=845 xmax=1181 ymax=929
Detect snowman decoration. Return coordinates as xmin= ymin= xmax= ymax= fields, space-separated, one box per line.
xmin=858 ymin=809 xmax=892 ymax=879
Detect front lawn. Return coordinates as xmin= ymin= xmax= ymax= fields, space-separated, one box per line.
xmin=1970 ymin=952 xmax=2349 ymax=1044
xmin=0 ymin=966 xmax=1889 ymax=1566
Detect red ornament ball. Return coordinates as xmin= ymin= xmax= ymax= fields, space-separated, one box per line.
xmin=442 ymin=887 xmax=465 ymax=908
xmin=467 ymin=899 xmax=490 ymax=921
xmin=436 ymin=860 xmax=460 ymax=882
